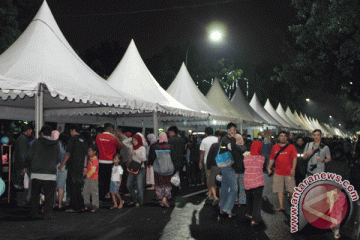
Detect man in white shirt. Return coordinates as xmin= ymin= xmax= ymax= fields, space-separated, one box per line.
xmin=199 ymin=127 xmax=218 ymax=199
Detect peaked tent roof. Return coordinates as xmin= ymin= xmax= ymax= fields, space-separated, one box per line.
xmin=107 ymin=40 xmax=203 ymax=119
xmin=205 ymin=78 xmax=246 ymax=122
xmin=167 ymin=63 xmax=233 ymax=121
xmin=285 ymin=107 xmax=305 ymax=129
xmin=0 ymin=0 xmax=150 ymax=120
xmin=299 ymin=113 xmax=315 ymax=131
xmin=276 ymin=103 xmax=300 ymax=129
xmin=230 ymin=87 xmax=269 ymax=125
xmin=249 ymin=93 xmax=283 ymax=127
xmin=264 ymin=99 xmax=291 ymax=128
xmin=294 ymin=111 xmax=313 ymax=131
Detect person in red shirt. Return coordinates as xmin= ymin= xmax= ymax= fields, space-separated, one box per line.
xmin=83 ymin=145 xmax=99 ymax=212
xmin=96 ymin=123 xmax=122 ymax=200
xmin=267 ymin=131 xmax=297 ymax=211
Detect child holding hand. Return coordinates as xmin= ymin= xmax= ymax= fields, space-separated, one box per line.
xmin=110 ymin=153 xmax=124 ymax=209
xmin=83 ymin=145 xmax=99 ymax=212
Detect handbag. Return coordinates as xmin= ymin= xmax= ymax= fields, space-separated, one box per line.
xmin=127 ymin=160 xmax=141 ymax=175
xmin=215 ymin=141 xmax=234 ymax=168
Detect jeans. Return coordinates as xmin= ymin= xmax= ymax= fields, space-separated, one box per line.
xmin=220 ymin=167 xmax=238 ymax=213
xmin=236 ymin=173 xmax=246 ymax=204
xmin=127 ymin=168 xmax=145 ymax=204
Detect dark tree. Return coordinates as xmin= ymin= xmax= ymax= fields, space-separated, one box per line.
xmin=272 ymin=0 xmax=360 ymax=128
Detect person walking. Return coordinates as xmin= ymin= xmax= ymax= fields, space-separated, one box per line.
xmin=244 ymin=141 xmax=265 ymax=226
xmin=149 ymin=132 xmax=174 ymax=208
xmin=267 ymin=131 xmax=297 ymax=211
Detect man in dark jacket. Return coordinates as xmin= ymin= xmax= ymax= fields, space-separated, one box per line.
xmin=12 ymin=124 xmax=32 ymax=190
xmin=168 ymin=126 xmax=186 ymax=186
xmin=27 ymin=125 xmax=60 ymax=220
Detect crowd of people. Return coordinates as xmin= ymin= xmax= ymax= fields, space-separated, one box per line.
xmin=3 ymin=122 xmax=356 ymax=237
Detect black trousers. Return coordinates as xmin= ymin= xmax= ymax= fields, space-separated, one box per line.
xmin=30 ymin=179 xmax=56 ymax=219
xmin=245 ymin=186 xmax=264 ymax=222
xmin=99 ymin=163 xmax=113 ymax=200
xmin=67 ymin=171 xmax=84 ymax=211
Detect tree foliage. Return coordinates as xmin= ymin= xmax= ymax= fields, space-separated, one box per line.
xmin=273 ymin=0 xmax=360 ymax=128
xmin=0 ymin=0 xmax=20 ymax=54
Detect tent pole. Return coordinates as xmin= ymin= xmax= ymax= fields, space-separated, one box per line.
xmin=153 ymin=110 xmax=158 ymax=138
xmin=240 ymin=122 xmax=243 ymax=135
xmin=35 ymin=83 xmax=44 ymax=138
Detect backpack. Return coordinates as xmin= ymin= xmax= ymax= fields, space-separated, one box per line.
xmin=153 ymin=149 xmax=174 ymax=176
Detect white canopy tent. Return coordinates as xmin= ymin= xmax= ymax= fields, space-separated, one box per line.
xmin=276 ymin=103 xmax=302 ymax=130
xmin=285 ymin=107 xmax=307 ymax=131
xmin=205 ymin=78 xmax=248 ymax=123
xmin=264 ymin=99 xmax=291 ymax=128
xmin=293 ymin=111 xmax=312 ymax=132
xmin=230 ymin=87 xmax=270 ymax=125
xmin=107 ymin=40 xmax=207 ymax=133
xmin=249 ymin=93 xmax=283 ymax=127
xmin=0 ymin=1 xmax=152 ymax=136
xmin=167 ymin=63 xmax=235 ymax=125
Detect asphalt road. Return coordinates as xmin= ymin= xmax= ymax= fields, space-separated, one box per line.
xmin=0 ymin=175 xmax=357 ymax=240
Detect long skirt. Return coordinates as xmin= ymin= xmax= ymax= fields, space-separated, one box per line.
xmin=154 ymin=173 xmax=172 ymax=200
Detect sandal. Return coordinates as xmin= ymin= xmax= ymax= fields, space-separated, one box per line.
xmin=110 ymin=206 xmax=118 ymax=210
xmin=91 ymin=209 xmax=97 ymax=213
xmin=251 ymin=221 xmax=259 ymax=226
xmin=118 ymin=200 xmax=124 ymax=209
xmin=245 ymin=214 xmax=252 ymax=219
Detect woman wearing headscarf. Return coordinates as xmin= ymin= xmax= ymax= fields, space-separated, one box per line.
xmin=243 ymin=141 xmax=265 ymax=226
xmin=148 ymin=132 xmax=173 ymax=207
xmin=146 ymin=134 xmax=157 ymax=190
xmin=123 ymin=134 xmax=146 ymax=208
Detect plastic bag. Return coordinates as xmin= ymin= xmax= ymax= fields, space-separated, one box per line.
xmin=0 ymin=178 xmax=5 ymax=197
xmin=24 ymin=173 xmax=29 ymax=189
xmin=170 ymin=174 xmax=180 ymax=187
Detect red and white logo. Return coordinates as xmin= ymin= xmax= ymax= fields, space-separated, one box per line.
xmin=302 ymin=184 xmax=348 ymax=229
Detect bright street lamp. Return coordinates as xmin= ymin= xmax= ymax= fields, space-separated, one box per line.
xmin=185 ymin=23 xmax=226 ymax=67
xmin=306 ymin=98 xmax=310 ymax=102
xmin=209 ymin=30 xmax=223 ymax=42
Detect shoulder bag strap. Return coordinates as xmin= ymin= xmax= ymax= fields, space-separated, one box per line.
xmin=217 ymin=141 xmax=222 ymax=155
xmin=274 ymin=143 xmax=290 ymax=162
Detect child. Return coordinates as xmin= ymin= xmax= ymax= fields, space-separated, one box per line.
xmin=83 ymin=145 xmax=99 ymax=212
xmin=110 ymin=153 xmax=124 ymax=209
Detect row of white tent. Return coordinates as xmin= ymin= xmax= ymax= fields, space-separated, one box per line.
xmin=0 ymin=1 xmax=349 ymax=138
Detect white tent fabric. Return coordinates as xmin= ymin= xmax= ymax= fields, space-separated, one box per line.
xmin=0 ymin=1 xmax=150 ymax=122
xmin=249 ymin=93 xmax=282 ymax=127
xmin=205 ymin=78 xmax=245 ymax=122
xmin=167 ymin=63 xmax=234 ymax=122
xmin=264 ymin=99 xmax=291 ymax=128
xmin=230 ymin=87 xmax=269 ymax=125
xmin=285 ymin=107 xmax=306 ymax=130
xmin=294 ymin=111 xmax=313 ymax=132
xmin=107 ymin=40 xmax=204 ymax=119
xmin=276 ymin=103 xmax=300 ymax=129
xmin=299 ymin=113 xmax=316 ymax=131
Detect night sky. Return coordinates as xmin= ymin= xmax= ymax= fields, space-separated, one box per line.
xmin=28 ymin=0 xmax=344 ymax=127
xmin=49 ymin=0 xmax=296 ymax=63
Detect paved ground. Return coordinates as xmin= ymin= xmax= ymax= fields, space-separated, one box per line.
xmin=0 ymin=175 xmax=358 ymax=240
